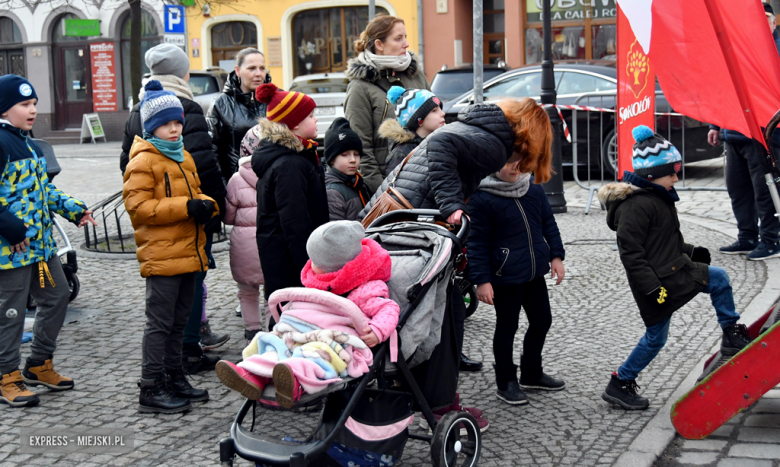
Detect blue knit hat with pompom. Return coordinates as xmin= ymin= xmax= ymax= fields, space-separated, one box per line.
xmin=140 ymin=80 xmax=184 ymax=134
xmin=387 ymin=86 xmax=442 ymax=132
xmin=631 ymin=125 xmax=682 ymax=181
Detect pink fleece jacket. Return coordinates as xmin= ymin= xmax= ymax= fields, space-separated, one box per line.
xmin=224 ymin=156 xmax=264 ymax=287
xmin=300 ymin=238 xmax=400 ymax=345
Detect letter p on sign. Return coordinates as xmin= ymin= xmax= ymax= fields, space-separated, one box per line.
xmin=164 ymin=5 xmax=185 ymax=34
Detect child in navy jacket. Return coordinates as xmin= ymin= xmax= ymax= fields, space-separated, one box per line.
xmin=467 ymin=136 xmax=566 ymax=406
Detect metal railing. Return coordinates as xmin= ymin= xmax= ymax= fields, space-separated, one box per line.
xmin=571 ymin=90 xmax=727 ymax=213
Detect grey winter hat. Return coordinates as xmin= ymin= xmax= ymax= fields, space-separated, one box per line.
xmin=306 ymin=221 xmax=365 ymax=273
xmin=145 ymin=44 xmax=190 ymax=79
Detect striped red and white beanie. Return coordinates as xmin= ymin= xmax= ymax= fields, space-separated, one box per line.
xmin=255 ymin=83 xmax=316 ymax=129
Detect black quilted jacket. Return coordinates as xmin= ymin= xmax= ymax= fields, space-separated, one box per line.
xmin=359 ymin=103 xmax=515 ymax=219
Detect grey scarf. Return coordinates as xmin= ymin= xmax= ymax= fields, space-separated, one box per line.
xmin=478 ymin=173 xmax=531 ymax=198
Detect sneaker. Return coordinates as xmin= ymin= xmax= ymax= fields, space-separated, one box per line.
xmin=520 ymin=373 xmax=566 ymax=391
xmin=165 ymin=368 xmax=209 ymax=402
xmin=1 ymin=370 xmax=39 ymax=407
xmin=182 ymin=344 xmax=219 ymax=374
xmin=215 ymin=360 xmax=267 ymax=400
xmin=747 ymin=241 xmax=780 ymax=261
xmin=601 ymin=373 xmax=649 ymax=410
xmin=419 ymin=407 xmax=490 ymax=433
xmin=719 ymin=239 xmax=758 ymax=255
xmin=721 ymin=323 xmax=752 ymax=354
xmin=496 ymin=380 xmax=529 ymax=406
xmin=272 ymin=362 xmax=303 ymax=409
xmin=138 ymin=376 xmax=191 ymax=414
xmin=199 ymin=320 xmax=230 ymax=351
xmin=235 ymin=304 xmax=242 ymax=317
xmin=452 ymin=393 xmax=483 ymax=419
xmin=22 ymin=359 xmax=74 ymax=391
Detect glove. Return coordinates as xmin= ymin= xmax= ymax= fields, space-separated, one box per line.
xmin=691 ymin=247 xmax=711 ymax=265
xmin=647 ymin=286 xmax=669 ymax=305
xmin=187 ymin=199 xmax=214 ymax=224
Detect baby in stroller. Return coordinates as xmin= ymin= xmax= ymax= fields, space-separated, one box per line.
xmin=217 ymin=221 xmax=400 ymax=408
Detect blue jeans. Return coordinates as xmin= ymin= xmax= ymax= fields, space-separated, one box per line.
xmin=618 ymin=266 xmax=740 ymax=381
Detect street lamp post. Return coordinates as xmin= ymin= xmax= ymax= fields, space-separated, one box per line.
xmin=541 ymin=0 xmax=568 ymax=213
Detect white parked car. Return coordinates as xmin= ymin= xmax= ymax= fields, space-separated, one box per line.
xmin=288 ymin=72 xmax=348 ymax=149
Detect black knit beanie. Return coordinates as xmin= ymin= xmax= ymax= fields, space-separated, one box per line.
xmin=324 ymin=117 xmax=362 ymax=165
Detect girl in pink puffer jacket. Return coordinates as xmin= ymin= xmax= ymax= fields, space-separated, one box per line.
xmin=215 ymin=221 xmax=400 ymax=408
xmin=224 ymin=155 xmax=265 ymax=341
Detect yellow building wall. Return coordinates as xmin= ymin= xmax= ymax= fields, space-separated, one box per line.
xmin=185 ymin=0 xmax=418 ymax=90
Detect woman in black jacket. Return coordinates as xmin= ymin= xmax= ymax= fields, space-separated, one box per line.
xmin=467 ymin=102 xmax=566 ymax=405
xmin=207 ymin=48 xmax=269 ymax=183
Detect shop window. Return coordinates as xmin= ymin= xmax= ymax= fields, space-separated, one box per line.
xmin=592 ymin=24 xmax=616 ymax=60
xmin=525 ymin=26 xmax=585 ymax=63
xmin=291 ymin=6 xmax=388 ymax=78
xmin=210 ymin=21 xmax=257 ymax=65
xmin=0 ymin=17 xmax=22 ymax=44
xmin=120 ymin=10 xmax=161 ymax=108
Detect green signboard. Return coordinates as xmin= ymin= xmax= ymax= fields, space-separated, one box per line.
xmin=181 ymin=0 xmax=194 ymax=5
xmin=526 ymin=0 xmax=616 ymax=23
xmin=65 ymin=19 xmax=101 ymax=37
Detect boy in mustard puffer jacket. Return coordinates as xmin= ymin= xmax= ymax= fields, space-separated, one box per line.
xmin=123 ymin=81 xmax=218 ymax=414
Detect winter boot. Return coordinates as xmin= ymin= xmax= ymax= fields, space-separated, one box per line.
xmin=245 ymin=328 xmax=260 ymax=344
xmin=199 ymin=320 xmax=230 ymax=351
xmin=22 ymin=358 xmax=74 ymax=391
xmin=601 ymin=373 xmax=649 ymax=410
xmin=166 ymin=368 xmax=209 ymax=402
xmin=494 ymin=364 xmax=528 ymax=406
xmin=138 ymin=376 xmax=191 ymax=414
xmin=0 ymin=370 xmax=39 ymax=407
xmin=182 ymin=343 xmax=219 ymax=374
xmin=721 ymin=323 xmax=752 ymax=355
xmin=216 ymin=360 xmax=268 ymax=400
xmin=273 ymin=362 xmax=303 ymax=409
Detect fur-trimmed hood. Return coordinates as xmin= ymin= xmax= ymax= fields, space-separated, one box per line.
xmin=251 ymin=118 xmax=313 ymax=180
xmin=378 ymin=119 xmax=418 ymax=145
xmin=345 ymin=51 xmax=422 ymax=83
xmin=597 ymin=182 xmax=641 ymax=207
xmin=257 ymin=118 xmax=304 ymax=152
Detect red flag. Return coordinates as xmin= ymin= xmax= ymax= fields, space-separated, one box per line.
xmin=617 ymin=0 xmax=780 ymax=146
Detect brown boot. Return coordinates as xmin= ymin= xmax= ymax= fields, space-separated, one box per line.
xmin=1 ymin=370 xmax=40 ymax=407
xmin=22 ymin=359 xmax=74 ymax=391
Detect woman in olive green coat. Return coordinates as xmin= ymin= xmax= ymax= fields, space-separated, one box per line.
xmin=344 ymin=14 xmax=430 ymax=194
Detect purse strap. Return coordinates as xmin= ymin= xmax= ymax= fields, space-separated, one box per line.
xmin=389 ymin=150 xmax=415 ymax=188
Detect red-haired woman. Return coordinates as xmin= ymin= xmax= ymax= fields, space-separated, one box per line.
xmin=344 ymin=14 xmax=430 ymax=194
xmin=466 ymin=98 xmax=566 ymax=406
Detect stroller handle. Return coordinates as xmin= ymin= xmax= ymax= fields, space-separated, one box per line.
xmin=366 ymin=209 xmax=470 ymax=242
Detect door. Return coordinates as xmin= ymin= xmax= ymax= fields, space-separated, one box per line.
xmin=0 ymin=49 xmax=25 ymax=77
xmin=53 ymin=44 xmax=92 ymax=130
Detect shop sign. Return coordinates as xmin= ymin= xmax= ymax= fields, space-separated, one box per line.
xmin=64 ymin=19 xmax=100 ymax=37
xmin=616 ymin=3 xmax=655 ymax=178
xmin=527 ymin=0 xmax=617 ymax=22
xmin=89 ymin=42 xmax=118 ymax=112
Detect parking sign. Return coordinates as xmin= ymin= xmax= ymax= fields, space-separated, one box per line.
xmin=164 ymin=5 xmax=185 ymax=34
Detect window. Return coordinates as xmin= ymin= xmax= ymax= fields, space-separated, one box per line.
xmin=482 ymin=70 xmax=562 ymax=101
xmin=525 ymin=26 xmax=585 ymax=63
xmin=0 ymin=17 xmax=22 ymax=44
xmin=189 ymin=75 xmax=220 ymax=97
xmin=291 ymin=6 xmax=388 ymax=78
xmin=120 ymin=10 xmax=161 ymax=108
xmin=289 ymin=76 xmax=349 ymax=94
xmin=592 ymin=24 xmax=617 ymax=60
xmin=556 ymin=71 xmax=616 ymax=95
xmin=210 ymin=22 xmax=257 ymax=64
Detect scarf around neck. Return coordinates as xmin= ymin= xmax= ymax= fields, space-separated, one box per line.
xmin=478 ymin=173 xmax=532 ymax=198
xmin=144 ymin=133 xmax=185 ymax=162
xmin=300 ymin=238 xmax=392 ymax=296
xmin=362 ymin=50 xmax=413 ymax=72
xmin=327 ymin=167 xmax=369 ymax=206
xmin=623 ymin=171 xmax=680 ymax=203
xmin=139 ymin=75 xmax=194 ymax=101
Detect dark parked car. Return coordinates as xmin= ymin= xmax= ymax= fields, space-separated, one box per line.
xmin=442 ymin=61 xmax=721 ymax=175
xmin=431 ymin=63 xmax=512 ymax=102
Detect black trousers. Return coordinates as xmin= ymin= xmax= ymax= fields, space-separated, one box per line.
xmin=725 ymin=140 xmax=780 ymax=244
xmin=142 ymin=273 xmax=196 ymax=379
xmin=492 ymin=277 xmax=552 ymax=385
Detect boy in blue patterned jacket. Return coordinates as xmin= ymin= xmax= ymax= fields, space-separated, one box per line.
xmin=0 ymin=75 xmax=96 ymax=408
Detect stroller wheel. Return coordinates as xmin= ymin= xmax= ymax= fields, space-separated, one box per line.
xmin=431 ymin=411 xmax=481 ymax=467
xmin=66 ymin=272 xmax=80 ymax=302
xmin=463 ymin=285 xmax=478 ymax=319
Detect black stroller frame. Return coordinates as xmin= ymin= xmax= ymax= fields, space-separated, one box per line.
xmin=220 ymin=210 xmax=481 ymax=467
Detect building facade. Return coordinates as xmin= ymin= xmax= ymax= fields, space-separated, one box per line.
xmin=422 ymin=0 xmax=618 ymax=82
xmin=1 ymin=0 xmax=167 ymax=141
xmin=184 ymin=0 xmax=418 ymax=90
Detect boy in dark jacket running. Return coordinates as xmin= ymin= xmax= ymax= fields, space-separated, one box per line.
xmin=378 ymin=86 xmax=445 ymax=174
xmin=597 ymin=125 xmax=752 ymax=411
xmin=252 ymin=84 xmax=329 ymax=303
xmin=323 ymin=118 xmax=370 ymax=221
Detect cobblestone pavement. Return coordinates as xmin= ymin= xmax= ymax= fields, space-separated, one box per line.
xmin=0 ymin=144 xmax=772 ymax=466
